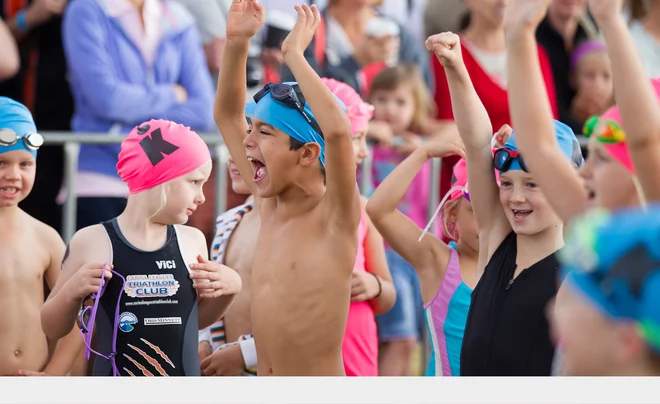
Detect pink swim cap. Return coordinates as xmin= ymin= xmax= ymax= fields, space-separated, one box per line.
xmin=321 ymin=78 xmax=373 ymax=134
xmin=597 ymin=106 xmax=634 ymax=173
xmin=117 ymin=119 xmax=211 ymax=194
xmin=449 ymin=158 xmax=468 ymax=201
xmin=591 ymin=78 xmax=660 ymax=173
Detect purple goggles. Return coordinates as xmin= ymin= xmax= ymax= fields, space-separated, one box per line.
xmin=77 ymin=263 xmax=126 ymax=376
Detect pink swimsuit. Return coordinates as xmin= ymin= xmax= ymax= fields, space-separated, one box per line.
xmin=342 ymin=210 xmax=379 ymax=376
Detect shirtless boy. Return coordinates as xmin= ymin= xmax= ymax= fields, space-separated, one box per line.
xmin=0 ymin=97 xmax=80 ymax=376
xmin=215 ymin=1 xmax=361 ymax=375
xmin=199 ymin=155 xmax=260 ymax=376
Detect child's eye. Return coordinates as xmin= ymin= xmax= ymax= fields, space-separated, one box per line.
xmin=20 ymin=161 xmax=33 ymax=168
xmin=260 ymin=130 xmax=271 ymax=136
xmin=500 ymin=181 xmax=512 ymax=187
xmin=526 ymin=182 xmax=537 ymax=189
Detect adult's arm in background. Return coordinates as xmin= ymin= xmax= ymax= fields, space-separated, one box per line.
xmin=160 ymin=17 xmax=216 ymax=131
xmin=172 ymin=0 xmax=228 ymax=75
xmin=62 ymin=0 xmax=182 ymax=124
xmin=0 ymin=18 xmax=19 ymax=80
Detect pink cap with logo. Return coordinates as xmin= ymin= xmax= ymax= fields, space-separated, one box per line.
xmin=117 ymin=119 xmax=211 ymax=194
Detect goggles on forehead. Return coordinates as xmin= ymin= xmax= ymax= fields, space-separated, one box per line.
xmin=77 ymin=263 xmax=126 ymax=376
xmin=418 ymin=184 xmax=470 ymax=242
xmin=0 ymin=129 xmax=43 ymax=150
xmin=583 ymin=116 xmax=626 ymax=144
xmin=493 ymin=147 xmax=528 ymax=173
xmin=253 ymin=82 xmax=324 ymax=137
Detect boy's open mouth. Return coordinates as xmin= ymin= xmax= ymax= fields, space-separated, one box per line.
xmin=247 ymin=157 xmax=267 ymax=183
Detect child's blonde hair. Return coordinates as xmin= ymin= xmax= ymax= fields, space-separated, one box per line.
xmin=368 ymin=64 xmax=436 ymax=134
xmin=145 ymin=183 xmax=170 ymax=220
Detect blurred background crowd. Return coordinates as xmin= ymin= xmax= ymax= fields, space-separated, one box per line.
xmin=1 ymin=0 xmax=658 ymax=375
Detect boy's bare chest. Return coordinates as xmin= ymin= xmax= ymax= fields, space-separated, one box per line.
xmin=0 ymin=235 xmax=48 ymax=290
xmin=251 ymin=216 xmax=357 ymax=288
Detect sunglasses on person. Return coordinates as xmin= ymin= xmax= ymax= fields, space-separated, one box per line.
xmin=77 ymin=263 xmax=126 ymax=376
xmin=493 ymin=147 xmax=528 ymax=173
xmin=0 ymin=129 xmax=43 ymax=150
xmin=253 ymin=83 xmax=324 ymax=137
xmin=583 ymin=116 xmax=626 ymax=144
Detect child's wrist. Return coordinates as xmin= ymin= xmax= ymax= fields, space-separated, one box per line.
xmin=596 ymin=14 xmax=626 ymax=32
xmin=282 ymin=50 xmax=305 ymax=63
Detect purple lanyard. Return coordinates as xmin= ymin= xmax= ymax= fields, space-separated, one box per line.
xmin=77 ymin=264 xmax=126 ymax=376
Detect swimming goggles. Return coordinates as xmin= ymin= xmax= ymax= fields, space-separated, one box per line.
xmin=0 ymin=129 xmax=43 ymax=150
xmin=253 ymin=82 xmax=324 ymax=137
xmin=583 ymin=116 xmax=626 ymax=144
xmin=77 ymin=263 xmax=126 ymax=377
xmin=418 ymin=184 xmax=470 ymax=242
xmin=493 ymin=147 xmax=528 ymax=173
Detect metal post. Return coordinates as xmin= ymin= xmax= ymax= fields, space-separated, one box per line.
xmin=427 ymin=158 xmax=442 ymax=225
xmin=359 ymin=146 xmax=373 ymax=196
xmin=214 ymin=145 xmax=229 ymax=220
xmin=62 ymin=142 xmax=81 ymax=243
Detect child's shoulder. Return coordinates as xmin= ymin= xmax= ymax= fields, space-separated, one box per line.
xmin=69 ymin=223 xmax=108 ymax=249
xmin=175 ymin=224 xmax=206 ymax=244
xmin=20 ymin=210 xmax=63 ymax=247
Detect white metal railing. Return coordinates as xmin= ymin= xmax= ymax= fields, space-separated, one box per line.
xmin=42 ymin=132 xmax=446 ymax=243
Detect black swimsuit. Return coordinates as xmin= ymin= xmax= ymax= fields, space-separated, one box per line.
xmin=460 ymin=232 xmax=559 ymax=376
xmin=93 ymin=219 xmax=199 ymax=376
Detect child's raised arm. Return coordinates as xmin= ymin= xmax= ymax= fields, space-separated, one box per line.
xmin=589 ymin=0 xmax=660 ymax=201
xmin=282 ymin=4 xmax=360 ymax=227
xmin=366 ymin=134 xmax=464 ymax=304
xmin=503 ymin=0 xmax=588 ymax=223
xmin=425 ymin=33 xmax=508 ymax=258
xmin=213 ymin=0 xmax=265 ymax=196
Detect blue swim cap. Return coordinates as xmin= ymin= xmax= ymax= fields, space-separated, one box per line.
xmin=245 ymin=82 xmax=346 ymax=168
xmin=503 ymin=120 xmax=584 ymax=171
xmin=559 ymin=205 xmax=660 ymax=354
xmin=0 ymin=97 xmax=38 ymax=158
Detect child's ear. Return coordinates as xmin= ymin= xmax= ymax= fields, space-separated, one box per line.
xmin=299 ymin=143 xmax=322 ymax=167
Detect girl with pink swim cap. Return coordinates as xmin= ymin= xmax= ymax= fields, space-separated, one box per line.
xmin=41 ymin=120 xmax=242 ymax=376
xmin=322 ymin=78 xmax=396 ymax=376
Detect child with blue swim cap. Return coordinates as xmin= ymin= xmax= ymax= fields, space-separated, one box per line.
xmin=427 ymin=31 xmax=584 ymax=376
xmin=214 ymin=1 xmax=361 ymax=375
xmin=503 ymin=0 xmax=660 ymax=375
xmin=0 ymin=96 xmax=80 ymax=376
xmin=556 ymin=205 xmax=660 ymax=375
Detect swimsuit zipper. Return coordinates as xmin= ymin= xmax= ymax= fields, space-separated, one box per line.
xmin=485 ymin=266 xmax=516 ymax=373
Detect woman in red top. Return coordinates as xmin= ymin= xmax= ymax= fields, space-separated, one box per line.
xmin=431 ymin=1 xmax=559 ymax=201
